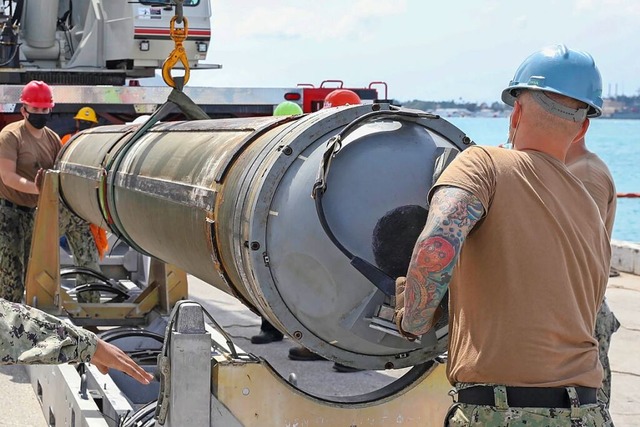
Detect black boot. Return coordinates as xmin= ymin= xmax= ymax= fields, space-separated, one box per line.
xmin=333 ymin=363 xmax=364 ymax=373
xmin=250 ymin=318 xmax=284 ymax=344
xmin=288 ymin=346 xmax=327 ymax=361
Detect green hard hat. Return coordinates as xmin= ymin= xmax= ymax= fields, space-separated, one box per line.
xmin=274 ymin=101 xmax=303 ymax=116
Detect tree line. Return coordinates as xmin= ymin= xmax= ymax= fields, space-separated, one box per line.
xmin=402 ymin=100 xmax=508 ymax=112
xmin=402 ymin=93 xmax=640 ymax=112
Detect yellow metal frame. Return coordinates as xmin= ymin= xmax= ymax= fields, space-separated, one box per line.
xmin=25 ymin=171 xmax=188 ymax=320
xmin=213 ymin=358 xmax=452 ymax=426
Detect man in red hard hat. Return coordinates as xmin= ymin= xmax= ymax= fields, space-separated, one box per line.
xmin=323 ymin=89 xmax=361 ymax=108
xmin=0 ymin=80 xmax=101 ymax=303
xmin=0 ymin=81 xmax=153 ymax=384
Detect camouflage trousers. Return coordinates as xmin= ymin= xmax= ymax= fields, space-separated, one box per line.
xmin=595 ymin=299 xmax=621 ymax=408
xmin=446 ymin=384 xmax=613 ymax=426
xmin=0 ymin=203 xmax=101 ymax=303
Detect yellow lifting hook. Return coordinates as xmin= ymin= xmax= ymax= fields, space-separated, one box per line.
xmin=162 ymin=15 xmax=190 ymax=88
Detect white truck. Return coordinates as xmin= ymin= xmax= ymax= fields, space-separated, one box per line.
xmin=0 ymin=0 xmax=382 ymax=134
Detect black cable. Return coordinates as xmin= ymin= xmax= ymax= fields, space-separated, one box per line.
xmin=311 ymin=107 xmax=438 ymax=296
xmin=0 ymin=42 xmax=19 ymax=67
xmin=99 ymin=328 xmax=164 ymax=345
xmin=68 ymin=0 xmax=73 ymax=28
xmin=64 ymin=28 xmax=74 ymax=56
xmin=119 ymin=400 xmax=157 ymax=427
xmin=10 ymin=0 xmax=23 ymax=26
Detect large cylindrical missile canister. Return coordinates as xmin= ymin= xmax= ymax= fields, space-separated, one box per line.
xmin=56 ymin=104 xmax=471 ymax=371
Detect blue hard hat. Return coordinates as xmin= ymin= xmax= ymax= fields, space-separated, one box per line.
xmin=502 ymin=45 xmax=603 ymax=117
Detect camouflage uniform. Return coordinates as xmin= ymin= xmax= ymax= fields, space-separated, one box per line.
xmin=0 ymin=298 xmax=97 ymax=364
xmin=446 ymin=384 xmax=613 ymax=426
xmin=0 ymin=203 xmax=101 ymax=303
xmin=59 ymin=205 xmax=102 ymax=303
xmin=595 ymin=299 xmax=620 ymax=408
xmin=0 ymin=204 xmax=35 ymax=303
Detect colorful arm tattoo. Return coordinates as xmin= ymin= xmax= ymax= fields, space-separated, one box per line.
xmin=401 ymin=186 xmax=484 ymax=335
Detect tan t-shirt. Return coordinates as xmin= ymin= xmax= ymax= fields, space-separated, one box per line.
xmin=567 ymin=152 xmax=616 ymax=237
xmin=0 ymin=120 xmax=61 ymax=207
xmin=432 ymin=145 xmax=610 ymax=388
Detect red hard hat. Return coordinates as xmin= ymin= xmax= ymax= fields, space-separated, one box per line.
xmin=20 ymin=81 xmax=55 ymax=108
xmin=323 ymin=89 xmax=361 ymax=108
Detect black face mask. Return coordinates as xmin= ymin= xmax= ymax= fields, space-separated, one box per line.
xmin=26 ymin=112 xmax=50 ymax=129
xmin=77 ymin=121 xmax=93 ymax=132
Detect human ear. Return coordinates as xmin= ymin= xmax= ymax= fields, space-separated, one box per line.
xmin=573 ymin=118 xmax=590 ymax=143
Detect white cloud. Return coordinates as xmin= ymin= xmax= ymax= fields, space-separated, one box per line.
xmin=574 ymin=0 xmax=596 ymax=11
xmin=574 ymin=0 xmax=640 ymax=14
xmin=205 ymin=0 xmax=640 ymax=101
xmin=228 ymin=0 xmax=407 ymax=42
xmin=515 ymin=15 xmax=528 ymax=30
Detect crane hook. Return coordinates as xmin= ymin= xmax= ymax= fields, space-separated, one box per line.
xmin=162 ymin=15 xmax=190 ymax=89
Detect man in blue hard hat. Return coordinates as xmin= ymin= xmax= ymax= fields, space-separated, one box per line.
xmin=395 ymin=45 xmax=612 ymax=425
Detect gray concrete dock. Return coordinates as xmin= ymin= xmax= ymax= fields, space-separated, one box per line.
xmin=1 ymin=271 xmax=639 ymax=426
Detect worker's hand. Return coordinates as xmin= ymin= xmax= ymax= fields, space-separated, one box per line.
xmin=394 ymin=277 xmax=418 ymax=341
xmin=90 ymin=339 xmax=153 ymax=384
xmin=34 ymin=168 xmax=45 ymax=193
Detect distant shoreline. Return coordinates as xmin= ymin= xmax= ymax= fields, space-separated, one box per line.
xmin=425 ymin=114 xmax=640 ymax=120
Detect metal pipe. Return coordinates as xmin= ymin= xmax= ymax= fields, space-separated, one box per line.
xmin=21 ymin=0 xmax=58 ymax=49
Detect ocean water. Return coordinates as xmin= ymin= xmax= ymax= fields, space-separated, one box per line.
xmin=445 ymin=117 xmax=640 ymax=243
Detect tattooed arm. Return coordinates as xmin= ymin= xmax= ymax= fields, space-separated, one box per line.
xmin=401 ymin=186 xmax=484 ymax=336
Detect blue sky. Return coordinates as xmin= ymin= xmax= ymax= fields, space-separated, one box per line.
xmin=186 ymin=0 xmax=640 ymax=103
